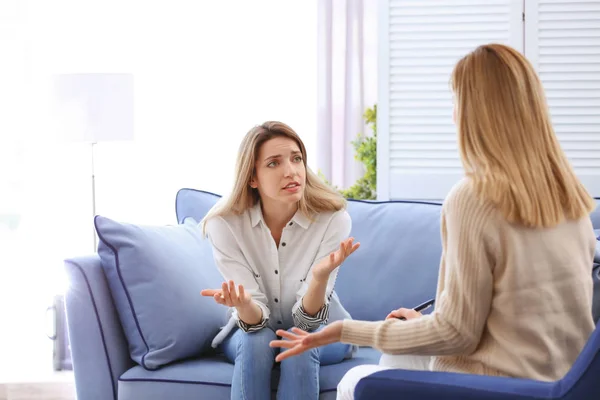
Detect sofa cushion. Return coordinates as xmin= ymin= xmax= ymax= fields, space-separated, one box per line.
xmin=94 ymin=215 xmax=227 ymax=370
xmin=336 ymin=200 xmax=443 ymax=321
xmin=118 ymin=347 xmax=382 ymax=400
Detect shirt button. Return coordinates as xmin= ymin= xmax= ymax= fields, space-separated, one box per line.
xmin=275 ymin=270 xmax=278 ymax=274
xmin=281 ymin=242 xmax=286 ymax=247
xmin=289 ymin=222 xmax=293 ymax=226
xmin=274 ymin=298 xmax=279 ymax=303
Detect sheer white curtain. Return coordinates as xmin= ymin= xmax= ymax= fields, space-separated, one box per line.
xmin=317 ymin=0 xmax=378 ymax=189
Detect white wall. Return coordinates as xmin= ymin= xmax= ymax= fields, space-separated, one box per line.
xmin=22 ymin=0 xmax=318 ymax=226
xmin=0 ymin=0 xmax=318 ymax=380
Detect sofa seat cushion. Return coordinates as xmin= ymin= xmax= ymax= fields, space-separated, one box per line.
xmin=118 ymin=347 xmax=382 ymax=400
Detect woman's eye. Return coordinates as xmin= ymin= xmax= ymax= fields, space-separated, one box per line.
xmin=294 ymin=156 xmax=303 ymax=162
xmin=267 ymin=161 xmax=278 ymax=168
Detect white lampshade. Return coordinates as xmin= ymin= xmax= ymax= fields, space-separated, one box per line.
xmin=50 ymin=73 xmax=134 ymax=143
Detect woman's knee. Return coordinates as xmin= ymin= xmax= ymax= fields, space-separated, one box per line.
xmin=235 ymin=328 xmax=277 ymax=360
xmin=279 ymin=342 xmax=319 ymax=372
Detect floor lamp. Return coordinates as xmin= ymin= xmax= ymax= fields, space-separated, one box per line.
xmin=51 ymin=73 xmax=134 ymax=252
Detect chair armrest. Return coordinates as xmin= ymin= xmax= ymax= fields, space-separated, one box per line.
xmin=65 ymin=255 xmax=134 ymax=400
xmin=355 ymin=369 xmax=555 ymax=400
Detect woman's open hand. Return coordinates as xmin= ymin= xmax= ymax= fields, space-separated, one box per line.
xmin=312 ymin=238 xmax=360 ymax=282
xmin=269 ymin=321 xmax=343 ymax=362
xmin=201 ymin=280 xmax=252 ymax=308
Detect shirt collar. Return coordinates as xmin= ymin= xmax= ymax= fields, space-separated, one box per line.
xmin=249 ymin=201 xmax=311 ymax=230
xmin=250 ymin=202 xmax=264 ymax=227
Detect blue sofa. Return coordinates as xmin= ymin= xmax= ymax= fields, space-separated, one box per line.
xmin=64 ymin=188 xmax=600 ymax=400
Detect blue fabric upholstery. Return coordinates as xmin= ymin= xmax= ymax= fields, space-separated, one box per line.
xmin=64 ymin=255 xmax=134 ymax=400
xmin=355 ymin=324 xmax=600 ymax=400
xmin=94 ymin=215 xmax=227 ymax=370
xmin=63 ymin=189 xmax=600 ymax=399
xmin=175 ymin=188 xmax=220 ymax=225
xmin=118 ymin=347 xmax=381 ymax=400
xmin=338 ymin=199 xmax=442 ymax=321
xmin=591 ymin=199 xmax=600 ymax=229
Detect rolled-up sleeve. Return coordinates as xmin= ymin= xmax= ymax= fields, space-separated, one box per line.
xmin=205 ymin=216 xmax=270 ymax=332
xmin=292 ymin=210 xmax=352 ymax=331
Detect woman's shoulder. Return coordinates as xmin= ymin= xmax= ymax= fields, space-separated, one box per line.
xmin=444 ymin=177 xmax=475 ymax=203
xmin=442 ymin=177 xmax=498 ymax=222
xmin=308 ymin=208 xmax=351 ymax=232
xmin=204 ymin=209 xmax=251 ymax=238
xmin=444 ymin=177 xmax=487 ymax=210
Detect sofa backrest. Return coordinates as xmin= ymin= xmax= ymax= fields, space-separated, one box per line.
xmin=176 ymin=188 xmax=221 ymax=226
xmin=591 ymin=199 xmax=600 ymax=230
xmin=337 ymin=199 xmax=443 ymax=321
xmin=175 ymin=190 xmax=600 ymax=323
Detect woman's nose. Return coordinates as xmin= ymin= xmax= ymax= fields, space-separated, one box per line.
xmin=282 ymin=161 xmax=294 ymax=177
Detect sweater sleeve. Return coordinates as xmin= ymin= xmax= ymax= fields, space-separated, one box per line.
xmin=340 ymin=180 xmax=496 ymax=356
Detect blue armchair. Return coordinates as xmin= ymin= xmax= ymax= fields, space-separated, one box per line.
xmin=356 ymin=320 xmax=600 ymax=400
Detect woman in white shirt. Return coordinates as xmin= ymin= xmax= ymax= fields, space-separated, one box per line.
xmin=200 ymin=121 xmax=360 ymax=400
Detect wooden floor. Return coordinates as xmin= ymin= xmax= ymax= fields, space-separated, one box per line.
xmin=0 ymin=370 xmax=75 ymax=400
xmin=0 ymin=381 xmax=76 ymax=400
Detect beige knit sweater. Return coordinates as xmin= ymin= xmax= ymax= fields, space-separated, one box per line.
xmin=342 ymin=178 xmax=596 ymax=381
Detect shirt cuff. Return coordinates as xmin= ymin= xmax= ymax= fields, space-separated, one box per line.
xmin=234 ymin=302 xmax=270 ymax=333
xmin=292 ymin=299 xmax=330 ymax=332
xmin=236 ymin=316 xmax=269 ymax=332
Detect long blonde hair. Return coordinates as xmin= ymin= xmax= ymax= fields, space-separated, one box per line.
xmin=451 ymin=43 xmax=595 ymax=228
xmin=201 ymin=121 xmax=345 ymax=234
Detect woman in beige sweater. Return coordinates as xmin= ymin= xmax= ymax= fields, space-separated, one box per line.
xmin=269 ymin=43 xmax=598 ymax=399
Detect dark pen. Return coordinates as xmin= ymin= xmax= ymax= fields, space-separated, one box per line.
xmin=396 ymin=298 xmax=435 ymax=320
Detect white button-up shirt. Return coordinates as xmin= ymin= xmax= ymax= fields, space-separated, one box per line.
xmin=205 ymin=202 xmax=352 ymax=347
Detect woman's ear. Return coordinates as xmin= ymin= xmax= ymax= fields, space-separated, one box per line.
xmin=249 ymin=178 xmax=257 ymax=188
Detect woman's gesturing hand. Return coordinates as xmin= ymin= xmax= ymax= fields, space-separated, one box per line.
xmin=312 ymin=238 xmax=360 ymax=282
xmin=269 ymin=321 xmax=343 ymax=362
xmin=201 ymin=280 xmax=252 ymax=308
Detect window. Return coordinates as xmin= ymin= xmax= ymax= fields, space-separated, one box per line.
xmin=377 ymin=0 xmax=600 ymax=200
xmin=525 ymin=0 xmax=600 ymax=197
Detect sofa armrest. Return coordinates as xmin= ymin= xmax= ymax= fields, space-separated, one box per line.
xmin=65 ymin=255 xmax=134 ymax=400
xmin=355 ymin=369 xmax=555 ymax=400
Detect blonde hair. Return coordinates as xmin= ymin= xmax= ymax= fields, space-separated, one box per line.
xmin=451 ymin=43 xmax=595 ymax=228
xmin=201 ymin=121 xmax=345 ymax=234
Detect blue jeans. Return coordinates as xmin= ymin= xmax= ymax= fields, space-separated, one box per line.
xmin=222 ymin=326 xmax=352 ymax=400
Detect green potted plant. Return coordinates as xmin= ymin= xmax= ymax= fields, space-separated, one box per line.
xmin=319 ymin=104 xmax=377 ymax=200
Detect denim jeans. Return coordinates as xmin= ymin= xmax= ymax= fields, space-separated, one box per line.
xmin=222 ymin=326 xmax=352 ymax=400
